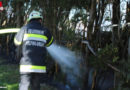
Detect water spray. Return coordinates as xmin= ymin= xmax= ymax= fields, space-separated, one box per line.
xmin=46 ymin=43 xmax=85 ymax=88
xmin=46 ymin=43 xmax=82 ymax=77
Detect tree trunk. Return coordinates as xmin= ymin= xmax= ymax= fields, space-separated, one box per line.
xmin=82 ymin=0 xmax=96 ymax=89
xmin=94 ymin=0 xmax=106 ymax=49
xmin=87 ymin=0 xmax=96 ymax=41
xmin=127 ymin=2 xmax=130 ymax=61
xmin=112 ymin=0 xmax=120 ymax=45
xmin=16 ymin=1 xmax=24 ymax=27
xmin=126 ymin=2 xmax=130 ymax=22
xmin=128 ymin=37 xmax=130 ymax=60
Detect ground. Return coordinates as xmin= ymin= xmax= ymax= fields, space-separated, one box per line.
xmin=0 ymin=58 xmax=57 ymax=90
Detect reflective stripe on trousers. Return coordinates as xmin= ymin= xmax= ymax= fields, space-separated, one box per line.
xmin=20 ymin=65 xmax=46 ymax=73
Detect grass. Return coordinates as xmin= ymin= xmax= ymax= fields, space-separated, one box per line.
xmin=0 ymin=58 xmax=57 ymax=90
xmin=0 ymin=63 xmax=19 ymax=90
xmin=0 ymin=59 xmax=19 ymax=90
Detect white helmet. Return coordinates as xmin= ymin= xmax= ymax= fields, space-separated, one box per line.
xmin=27 ymin=10 xmax=43 ymax=22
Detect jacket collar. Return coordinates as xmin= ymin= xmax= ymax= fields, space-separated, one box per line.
xmin=29 ymin=20 xmax=42 ymax=25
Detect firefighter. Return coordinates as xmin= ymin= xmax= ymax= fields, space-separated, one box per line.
xmin=14 ymin=10 xmax=54 ymax=90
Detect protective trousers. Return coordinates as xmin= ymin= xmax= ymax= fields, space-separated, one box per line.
xmin=19 ymin=73 xmax=41 ymax=90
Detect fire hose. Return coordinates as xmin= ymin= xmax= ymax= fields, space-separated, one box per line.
xmin=0 ymin=28 xmax=20 ymax=34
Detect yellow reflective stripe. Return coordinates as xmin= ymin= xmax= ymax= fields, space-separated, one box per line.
xmin=20 ymin=65 xmax=46 ymax=70
xmin=31 ymin=66 xmax=46 ymax=70
xmin=46 ymin=37 xmax=53 ymax=46
xmin=14 ymin=38 xmax=22 ymax=45
xmin=24 ymin=34 xmax=48 ymax=40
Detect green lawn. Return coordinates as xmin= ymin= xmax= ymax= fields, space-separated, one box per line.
xmin=0 ymin=63 xmax=19 ymax=90
xmin=0 ymin=59 xmax=57 ymax=90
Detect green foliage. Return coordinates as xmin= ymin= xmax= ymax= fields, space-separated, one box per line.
xmin=114 ymin=58 xmax=130 ymax=90
xmin=7 ymin=84 xmax=18 ymax=90
xmin=88 ymin=44 xmax=130 ymax=89
xmin=88 ymin=44 xmax=119 ymax=70
xmin=62 ymin=29 xmax=77 ymax=42
xmin=105 ymin=16 xmax=111 ymax=21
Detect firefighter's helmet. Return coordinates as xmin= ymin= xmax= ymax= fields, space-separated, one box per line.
xmin=27 ymin=10 xmax=43 ymax=22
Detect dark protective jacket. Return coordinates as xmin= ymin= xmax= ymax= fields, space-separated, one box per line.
xmin=14 ymin=20 xmax=54 ymax=73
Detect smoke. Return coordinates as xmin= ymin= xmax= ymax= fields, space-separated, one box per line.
xmin=46 ymin=44 xmax=83 ymax=77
